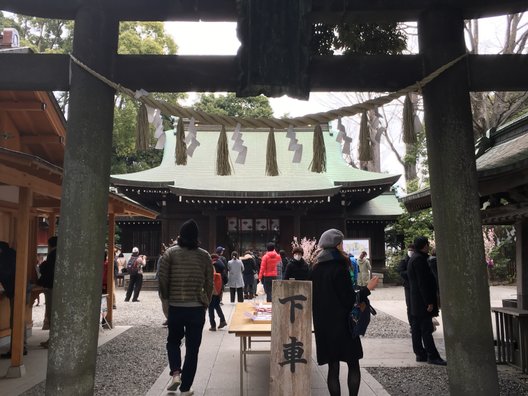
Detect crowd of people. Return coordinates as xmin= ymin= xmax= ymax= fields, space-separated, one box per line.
xmin=154 ymin=219 xmax=380 ymax=396
xmin=0 ymin=220 xmax=445 ymax=396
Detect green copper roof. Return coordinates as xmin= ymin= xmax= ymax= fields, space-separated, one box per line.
xmin=347 ymin=192 xmax=403 ymax=218
xmin=111 ymin=126 xmax=400 ymax=198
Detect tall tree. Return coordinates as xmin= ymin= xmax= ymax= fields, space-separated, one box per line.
xmin=194 ymin=93 xmax=273 ymax=118
xmin=466 ymin=13 xmax=528 ymax=137
xmin=3 ymin=14 xmax=183 ymax=174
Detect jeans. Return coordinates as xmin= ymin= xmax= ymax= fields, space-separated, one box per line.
xmin=208 ymin=295 xmax=225 ymax=328
xmin=410 ymin=314 xmax=440 ymax=360
xmin=167 ymin=306 xmax=206 ymax=392
xmin=125 ymin=272 xmax=143 ymax=301
xmin=262 ymin=276 xmax=276 ymax=302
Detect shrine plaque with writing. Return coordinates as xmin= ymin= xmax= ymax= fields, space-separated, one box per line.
xmin=270 ymin=280 xmax=312 ymax=396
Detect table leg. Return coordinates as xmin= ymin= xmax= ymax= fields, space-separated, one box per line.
xmin=240 ymin=336 xmax=244 ymax=396
xmin=243 ymin=337 xmax=248 ymax=371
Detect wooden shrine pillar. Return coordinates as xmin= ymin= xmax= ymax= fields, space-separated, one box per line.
xmin=6 ymin=187 xmax=31 ymax=378
xmin=293 ymin=211 xmax=301 ymax=240
xmin=418 ymin=7 xmax=499 ymax=395
xmin=107 ymin=213 xmax=116 ymax=325
xmin=48 ymin=212 xmax=57 ymax=237
xmin=208 ymin=212 xmax=217 ymax=253
xmin=515 ymin=220 xmax=528 ymax=310
xmin=45 ymin=5 xmax=118 ymax=395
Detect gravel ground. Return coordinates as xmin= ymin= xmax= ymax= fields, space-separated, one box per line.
xmin=364 ymin=310 xmax=411 ymax=339
xmin=23 ymin=285 xmax=526 ymax=395
xmin=23 ymin=288 xmax=169 ymax=396
xmin=367 ymin=366 xmax=528 ymax=396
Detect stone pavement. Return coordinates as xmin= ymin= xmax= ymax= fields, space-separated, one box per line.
xmin=0 ymin=284 xmax=517 ymax=395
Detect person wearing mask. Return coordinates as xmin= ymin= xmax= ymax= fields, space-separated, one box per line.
xmin=159 ymin=219 xmax=213 ymax=395
xmin=397 ymin=243 xmax=415 ymax=326
xmin=311 ymin=229 xmax=379 ymax=396
xmin=283 ymin=246 xmax=310 ymax=280
xmin=407 ymin=236 xmax=446 ymax=366
xmin=258 ymin=242 xmax=282 ymax=302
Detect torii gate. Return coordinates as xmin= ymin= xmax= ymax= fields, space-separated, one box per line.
xmin=1 ymin=1 xmax=528 ymax=395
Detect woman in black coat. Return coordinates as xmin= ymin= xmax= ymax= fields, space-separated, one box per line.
xmin=311 ymin=228 xmax=378 ymax=396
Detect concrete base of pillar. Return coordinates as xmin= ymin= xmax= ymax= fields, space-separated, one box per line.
xmin=6 ymin=364 xmax=26 ymax=378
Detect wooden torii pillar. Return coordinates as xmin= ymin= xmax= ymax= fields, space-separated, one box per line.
xmin=106 ymin=212 xmax=115 ymax=326
xmin=418 ymin=7 xmax=499 ymax=395
xmin=6 ymin=187 xmax=32 ymax=378
xmin=45 ymin=6 xmax=118 ymax=395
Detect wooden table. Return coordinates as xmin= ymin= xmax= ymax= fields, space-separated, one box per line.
xmin=228 ymin=302 xmax=272 ymax=396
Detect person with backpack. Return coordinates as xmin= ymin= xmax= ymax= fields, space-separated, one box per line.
xmin=124 ymin=247 xmax=145 ymax=302
xmin=208 ymin=257 xmax=227 ymax=331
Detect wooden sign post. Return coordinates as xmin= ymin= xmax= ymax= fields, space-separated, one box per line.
xmin=270 ymin=280 xmax=312 ymax=396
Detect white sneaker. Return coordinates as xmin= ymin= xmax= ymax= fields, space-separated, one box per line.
xmin=180 ymin=389 xmax=194 ymax=396
xmin=167 ymin=373 xmax=181 ymax=391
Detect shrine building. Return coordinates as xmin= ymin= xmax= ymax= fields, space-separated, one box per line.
xmin=111 ymin=124 xmax=402 ymax=269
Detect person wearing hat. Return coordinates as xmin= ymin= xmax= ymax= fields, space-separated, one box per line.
xmin=311 ymin=228 xmax=379 ymax=396
xmin=159 ymin=219 xmax=213 ymax=395
xmin=124 ymin=246 xmax=145 ymax=302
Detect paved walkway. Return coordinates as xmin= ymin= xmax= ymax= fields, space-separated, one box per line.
xmin=0 ymin=285 xmax=517 ymax=395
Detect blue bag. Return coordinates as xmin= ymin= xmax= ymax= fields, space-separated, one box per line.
xmin=348 ymin=289 xmax=377 ymax=338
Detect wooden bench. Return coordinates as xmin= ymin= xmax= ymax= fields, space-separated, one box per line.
xmin=491 ymin=306 xmax=528 ymax=373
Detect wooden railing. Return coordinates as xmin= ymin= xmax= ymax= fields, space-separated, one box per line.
xmin=492 ymin=307 xmax=528 ymax=373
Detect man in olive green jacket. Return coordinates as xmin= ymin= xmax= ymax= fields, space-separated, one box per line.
xmin=159 ymin=219 xmax=213 ymax=395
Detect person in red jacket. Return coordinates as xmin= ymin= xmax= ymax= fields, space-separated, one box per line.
xmin=258 ymin=242 xmax=282 ymax=302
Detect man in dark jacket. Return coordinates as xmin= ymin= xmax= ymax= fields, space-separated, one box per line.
xmin=0 ymin=241 xmax=28 ymax=358
xmin=407 ymin=236 xmax=446 ymax=366
xmin=37 ymin=236 xmax=57 ymax=349
xmin=397 ymin=243 xmax=414 ymax=326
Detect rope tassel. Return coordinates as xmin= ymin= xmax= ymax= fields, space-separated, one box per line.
xmin=265 ymin=127 xmax=279 ymax=176
xmin=175 ymin=117 xmax=187 ymax=165
xmin=135 ymin=103 xmax=149 ymax=151
xmin=358 ymin=112 xmax=372 ymax=162
xmin=402 ymin=93 xmax=417 ymax=144
xmin=310 ymin=124 xmax=326 ymax=173
xmin=216 ymin=125 xmax=232 ymax=175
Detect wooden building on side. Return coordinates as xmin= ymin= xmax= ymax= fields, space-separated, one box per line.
xmin=0 ymin=43 xmax=158 ymax=368
xmin=111 ymin=125 xmax=402 ymax=269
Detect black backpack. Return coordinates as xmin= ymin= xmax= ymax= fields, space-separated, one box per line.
xmin=127 ymin=256 xmax=140 ymax=275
